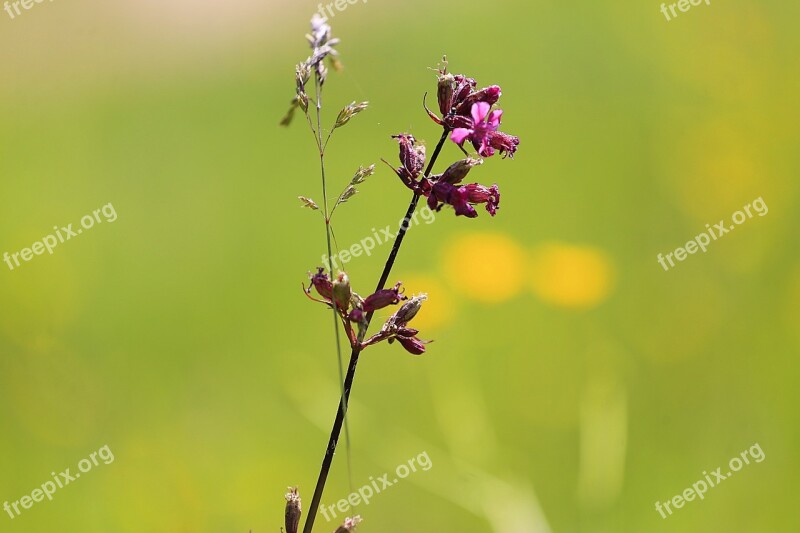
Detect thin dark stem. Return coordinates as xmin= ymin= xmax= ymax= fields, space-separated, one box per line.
xmin=302 ymin=128 xmax=450 ymax=533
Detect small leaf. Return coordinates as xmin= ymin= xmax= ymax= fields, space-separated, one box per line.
xmin=334 ymin=101 xmax=368 ymax=129
xmin=298 ymin=196 xmax=320 ymax=210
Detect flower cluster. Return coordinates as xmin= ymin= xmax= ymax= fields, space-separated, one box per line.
xmin=304 ymin=268 xmax=429 ymax=355
xmin=361 ymin=295 xmax=430 ymax=355
xmin=385 ymin=62 xmax=519 ymax=218
xmin=426 ymin=63 xmax=520 ymax=159
xmin=386 ymin=134 xmax=501 ymax=218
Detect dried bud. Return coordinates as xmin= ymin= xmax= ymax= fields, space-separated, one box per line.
xmin=437 ymin=73 xmax=456 ymax=115
xmin=393 ymin=134 xmax=426 ymax=179
xmin=334 ymin=516 xmax=362 ymax=533
xmin=392 ymin=294 xmax=427 ymax=325
xmin=436 ymin=157 xmax=483 ymax=185
xmin=334 ymin=101 xmax=369 ymax=129
xmin=332 ymin=272 xmax=352 ymax=311
xmin=285 ymin=487 xmax=301 ymax=533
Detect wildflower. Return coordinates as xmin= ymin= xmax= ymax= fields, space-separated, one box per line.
xmin=464 ymin=183 xmax=501 ymax=215
xmin=362 ymin=282 xmax=407 ymax=312
xmin=425 ymin=159 xmax=499 ymax=217
xmin=427 ymin=61 xmax=502 ymax=131
xmin=451 ymin=102 xmax=520 ymax=158
xmin=427 ymin=181 xmax=477 ymax=218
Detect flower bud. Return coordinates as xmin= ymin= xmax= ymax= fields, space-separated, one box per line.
xmin=437 ymin=73 xmax=456 ymax=115
xmin=284 ymin=487 xmax=301 ymax=533
xmin=396 ymin=335 xmax=427 ymax=355
xmin=455 ymin=85 xmax=502 ymax=116
xmin=309 ymin=268 xmax=333 ymax=300
xmin=437 ymin=157 xmax=483 ymax=185
xmin=348 ymin=308 xmax=364 ymax=323
xmin=393 ymin=134 xmax=426 ymax=179
xmin=393 ymin=294 xmax=427 ymax=325
xmin=362 ymin=282 xmax=406 ymax=312
xmin=332 ymin=272 xmax=352 ymax=311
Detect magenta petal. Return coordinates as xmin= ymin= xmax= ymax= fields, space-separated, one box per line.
xmin=471 ymin=102 xmax=490 ymax=123
xmin=450 ymin=128 xmax=473 ymax=144
xmin=487 ymin=109 xmax=503 ymax=129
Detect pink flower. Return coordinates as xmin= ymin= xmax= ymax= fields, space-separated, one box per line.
xmin=451 ymin=102 xmax=520 ymax=158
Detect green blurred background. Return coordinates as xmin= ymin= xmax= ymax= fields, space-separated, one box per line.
xmin=1 ymin=0 xmax=798 ymax=531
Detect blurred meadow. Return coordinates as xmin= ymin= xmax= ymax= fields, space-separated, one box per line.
xmin=1 ymin=0 xmax=799 ymax=531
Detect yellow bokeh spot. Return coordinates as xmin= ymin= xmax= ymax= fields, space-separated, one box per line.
xmin=529 ymin=242 xmax=615 ymax=310
xmin=392 ymin=274 xmax=455 ymax=332
xmin=440 ymin=232 xmax=526 ymax=303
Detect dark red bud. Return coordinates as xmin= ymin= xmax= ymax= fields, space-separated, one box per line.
xmin=455 ymin=85 xmax=502 ymax=115
xmin=309 ymin=268 xmax=333 ymax=300
xmin=362 ymin=282 xmax=406 ymax=312
xmin=396 ymin=335 xmax=427 ymax=355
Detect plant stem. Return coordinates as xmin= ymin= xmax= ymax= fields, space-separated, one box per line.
xmin=302 ymin=128 xmax=450 ymax=533
xmin=314 ymin=73 xmax=353 ymax=490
